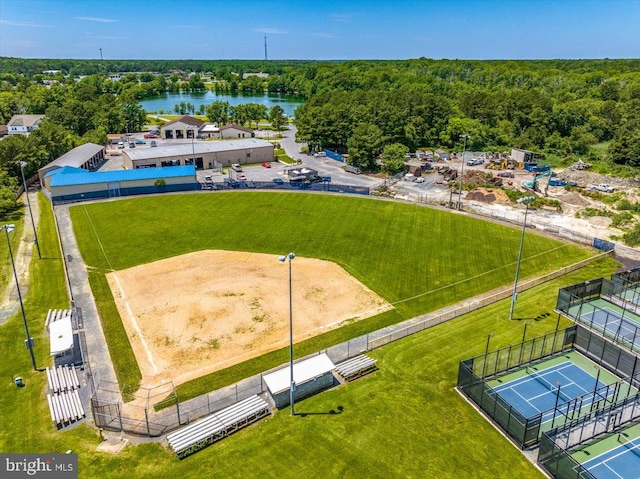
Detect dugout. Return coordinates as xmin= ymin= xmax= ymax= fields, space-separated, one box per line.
xmin=263 ymin=353 xmax=336 ymax=409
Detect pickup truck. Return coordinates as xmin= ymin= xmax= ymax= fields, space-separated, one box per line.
xmin=588 ymin=184 xmax=615 ymax=193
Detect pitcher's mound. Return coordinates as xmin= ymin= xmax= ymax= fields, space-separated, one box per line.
xmin=106 ymin=251 xmax=392 ymax=388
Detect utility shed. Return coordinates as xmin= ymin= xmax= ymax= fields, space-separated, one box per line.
xmin=49 ymin=315 xmax=73 ymax=357
xmin=263 ymin=354 xmax=336 ymax=409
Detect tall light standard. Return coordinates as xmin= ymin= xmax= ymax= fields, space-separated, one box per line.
xmin=2 ymin=224 xmax=37 ymax=370
xmin=458 ymin=134 xmax=470 ymax=210
xmin=19 ymin=161 xmax=40 ymax=259
xmin=189 ymin=127 xmax=196 ymax=168
xmin=279 ymin=252 xmax=296 ymax=415
xmin=519 ymin=322 xmax=532 ymax=363
xmin=509 ymin=196 xmax=536 ymax=321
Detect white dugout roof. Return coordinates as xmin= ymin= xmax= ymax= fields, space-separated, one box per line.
xmin=263 ymin=353 xmax=336 ymax=395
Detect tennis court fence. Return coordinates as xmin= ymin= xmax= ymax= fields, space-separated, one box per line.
xmin=557 ymin=277 xmax=640 ymax=353
xmin=538 ymin=391 xmax=640 ymax=479
xmin=612 ymin=266 xmax=640 ymax=287
xmin=457 ymin=325 xmax=640 ymax=449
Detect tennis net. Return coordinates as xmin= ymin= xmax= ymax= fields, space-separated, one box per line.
xmin=618 ymin=433 xmax=640 ymax=461
xmin=526 ymin=366 xmax=572 ymax=402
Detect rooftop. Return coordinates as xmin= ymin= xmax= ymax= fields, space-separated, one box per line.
xmin=124 ymin=139 xmax=273 ymax=161
xmin=50 ymin=165 xmax=196 ymax=187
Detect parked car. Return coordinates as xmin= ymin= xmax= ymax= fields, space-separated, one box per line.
xmin=404 ymin=173 xmax=416 ymax=181
xmin=273 ymin=178 xmax=284 ymax=185
xmin=129 ymin=142 xmax=135 ymax=148
xmin=589 ymin=184 xmax=615 ymax=193
xmin=144 ymin=132 xmax=158 ymax=139
xmin=150 ymin=140 xmax=157 ymax=147
xmin=261 ymin=162 xmax=271 ymax=168
xmin=231 ymin=163 xmax=243 ymax=172
xmin=314 ymin=151 xmax=327 ymax=157
xmin=414 ymin=177 xmax=425 ymax=183
xmin=498 ymin=171 xmax=515 ymax=178
xmin=204 ymin=175 xmax=213 ymax=185
xmin=236 ymin=173 xmax=247 ymax=181
xmin=117 ymin=141 xmax=124 ymax=149
xmin=135 ymin=140 xmax=145 ymax=145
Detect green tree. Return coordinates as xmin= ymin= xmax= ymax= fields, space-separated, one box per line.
xmin=347 ymin=123 xmax=382 ymax=171
xmin=269 ymin=105 xmax=286 ymax=131
xmin=206 ymin=101 xmax=230 ymax=125
xmin=381 ymin=143 xmax=408 ymax=174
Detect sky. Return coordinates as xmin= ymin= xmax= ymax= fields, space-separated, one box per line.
xmin=0 ymin=0 xmax=638 ymax=60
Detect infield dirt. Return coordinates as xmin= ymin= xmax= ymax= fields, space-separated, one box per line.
xmin=106 ymin=250 xmax=392 ymax=388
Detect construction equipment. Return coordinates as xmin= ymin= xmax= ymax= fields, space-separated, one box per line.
xmin=523 ymin=169 xmax=552 ymax=195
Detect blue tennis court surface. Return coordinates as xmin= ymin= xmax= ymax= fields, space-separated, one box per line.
xmin=493 ymin=362 xmax=609 ymax=421
xmin=581 ymin=307 xmax=640 ymax=347
xmin=580 ymin=435 xmax=640 ymax=479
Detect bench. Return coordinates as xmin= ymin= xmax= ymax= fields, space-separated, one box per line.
xmin=46 ymin=365 xmax=80 ymax=394
xmin=45 ymin=309 xmax=72 ymax=329
xmin=167 ymin=395 xmax=270 ymax=458
xmin=335 ymin=355 xmax=378 ymax=382
xmin=47 ymin=389 xmax=85 ymax=428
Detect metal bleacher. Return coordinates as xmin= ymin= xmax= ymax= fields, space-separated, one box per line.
xmin=46 ymin=365 xmax=84 ymax=428
xmin=167 ymin=395 xmax=270 ymax=458
xmin=334 ymin=354 xmax=378 ymax=382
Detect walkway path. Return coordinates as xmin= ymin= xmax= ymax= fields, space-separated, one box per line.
xmin=0 ymin=190 xmax=40 ymax=324
xmin=53 ymin=204 xmax=119 ymax=396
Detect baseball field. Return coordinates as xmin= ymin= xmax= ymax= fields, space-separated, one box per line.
xmin=68 ymin=191 xmax=593 ymax=397
xmin=0 ymin=192 xmax=619 ymax=479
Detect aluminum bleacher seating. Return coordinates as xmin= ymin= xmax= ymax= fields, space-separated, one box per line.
xmin=334 ymin=354 xmax=378 ymax=382
xmin=167 ymin=395 xmax=270 ymax=458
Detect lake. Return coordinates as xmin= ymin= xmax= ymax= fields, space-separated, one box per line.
xmin=139 ymin=92 xmax=304 ymax=118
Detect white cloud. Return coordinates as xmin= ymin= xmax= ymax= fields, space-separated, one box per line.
xmin=0 ymin=19 xmax=51 ymax=27
xmin=76 ymin=16 xmax=117 ymax=23
xmin=331 ymin=14 xmax=350 ymax=23
xmin=310 ymin=32 xmax=338 ymax=38
xmin=253 ymin=27 xmax=287 ymax=34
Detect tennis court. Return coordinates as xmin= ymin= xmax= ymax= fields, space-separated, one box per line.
xmin=618 ymin=284 xmax=640 ymax=308
xmin=577 ymin=433 xmax=640 ymax=479
xmin=581 ymin=306 xmax=640 ymax=347
xmin=492 ymin=361 xmax=610 ymax=422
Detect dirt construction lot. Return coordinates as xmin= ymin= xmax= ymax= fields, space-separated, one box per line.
xmin=106 ymin=250 xmax=391 ymax=388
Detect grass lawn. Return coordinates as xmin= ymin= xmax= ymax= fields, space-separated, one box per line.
xmin=0 ymin=192 xmax=619 ymax=477
xmin=68 ymin=192 xmax=594 ymax=399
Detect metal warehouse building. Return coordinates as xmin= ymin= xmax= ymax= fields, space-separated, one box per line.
xmin=43 ymin=165 xmax=199 ymax=203
xmin=38 ymin=143 xmax=106 ymax=184
xmin=122 ymin=139 xmax=274 ymax=170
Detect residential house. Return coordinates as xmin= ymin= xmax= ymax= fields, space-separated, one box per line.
xmin=7 ymin=114 xmax=45 ymax=136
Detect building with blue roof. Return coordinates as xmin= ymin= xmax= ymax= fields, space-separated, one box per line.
xmin=44 ymin=165 xmax=198 ymax=204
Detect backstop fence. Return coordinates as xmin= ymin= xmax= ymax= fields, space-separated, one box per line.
xmin=538 ymin=392 xmax=640 ymax=479
xmin=457 ymin=325 xmax=640 ymax=449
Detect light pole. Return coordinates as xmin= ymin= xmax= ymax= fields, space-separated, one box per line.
xmin=458 ymin=134 xmax=469 ymax=210
xmin=509 ymin=196 xmax=536 ymax=321
xmin=189 ymin=127 xmax=196 ymax=168
xmin=19 ymin=161 xmax=40 ymax=259
xmin=279 ymin=252 xmax=296 ymax=415
xmin=2 ymin=224 xmax=37 ymax=370
xmin=482 ymin=332 xmax=493 ymax=377
xmin=519 ymin=322 xmax=532 ymax=364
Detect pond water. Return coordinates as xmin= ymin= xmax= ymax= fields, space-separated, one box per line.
xmin=139 ymin=91 xmax=304 ymax=118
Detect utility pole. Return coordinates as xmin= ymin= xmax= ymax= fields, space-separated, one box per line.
xmin=264 ymin=35 xmax=268 ymax=61
xmin=100 ymin=48 xmax=103 ymax=60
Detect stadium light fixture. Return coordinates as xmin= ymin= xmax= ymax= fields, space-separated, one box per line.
xmin=509 ymin=196 xmax=536 ymax=321
xmin=19 ymin=161 xmax=41 ymax=259
xmin=458 ymin=134 xmax=470 ymax=210
xmin=278 ymin=252 xmax=296 ymax=415
xmin=2 ymin=224 xmax=37 ymax=370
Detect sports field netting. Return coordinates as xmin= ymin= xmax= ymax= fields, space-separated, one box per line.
xmin=526 ymin=366 xmax=572 ymax=403
xmin=493 ymin=361 xmax=611 ymax=422
xmin=580 ymin=434 xmax=640 ymax=479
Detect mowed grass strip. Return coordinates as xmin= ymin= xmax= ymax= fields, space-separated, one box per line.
xmin=69 ymin=192 xmax=593 ymax=398
xmin=0 ymin=197 xmax=618 ymax=479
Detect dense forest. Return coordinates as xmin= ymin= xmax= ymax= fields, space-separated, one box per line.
xmin=0 ymin=57 xmax=638 ymax=215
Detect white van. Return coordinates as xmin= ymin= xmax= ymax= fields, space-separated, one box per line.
xmin=231 ymin=163 xmax=243 ymax=172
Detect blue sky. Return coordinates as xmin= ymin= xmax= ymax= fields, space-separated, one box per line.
xmin=0 ymin=0 xmax=638 ymax=60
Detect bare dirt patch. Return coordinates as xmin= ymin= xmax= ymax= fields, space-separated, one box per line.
xmin=106 ymin=251 xmax=391 ymax=388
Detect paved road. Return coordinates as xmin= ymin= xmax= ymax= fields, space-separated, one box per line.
xmin=54 ymin=204 xmax=118 ymax=397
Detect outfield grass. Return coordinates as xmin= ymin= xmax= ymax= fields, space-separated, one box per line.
xmin=0 ymin=194 xmax=619 ymax=478
xmin=68 ymin=192 xmax=594 ymax=400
